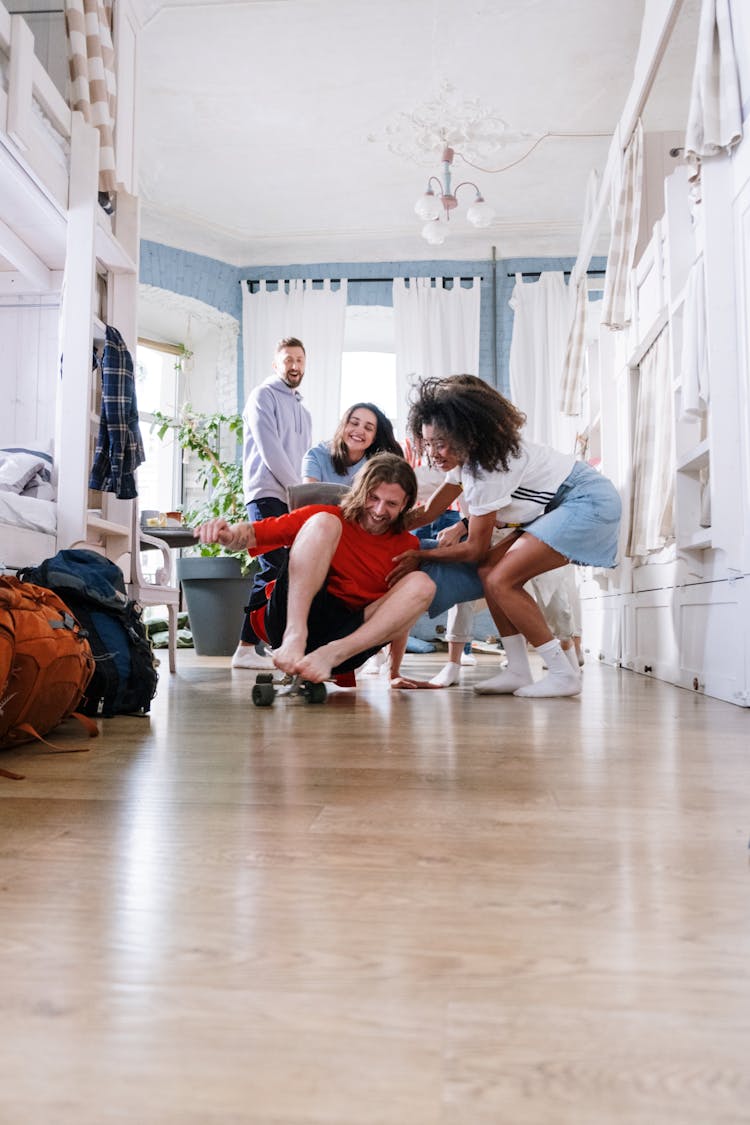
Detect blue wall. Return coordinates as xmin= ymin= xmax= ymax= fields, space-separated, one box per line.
xmin=140 ymin=240 xmax=605 ymax=405
xmin=140 ymin=242 xmax=242 ymax=321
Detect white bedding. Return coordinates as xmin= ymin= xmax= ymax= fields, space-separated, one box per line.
xmin=0 ymin=491 xmax=56 ymax=535
xmin=0 ymin=444 xmax=57 ymax=539
xmin=0 ymin=437 xmax=58 ymax=566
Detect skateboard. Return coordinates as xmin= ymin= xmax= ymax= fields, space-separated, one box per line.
xmin=252 ymin=672 xmax=327 ymax=707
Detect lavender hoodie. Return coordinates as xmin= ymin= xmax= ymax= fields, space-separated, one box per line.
xmin=242 ymin=374 xmax=312 ymax=504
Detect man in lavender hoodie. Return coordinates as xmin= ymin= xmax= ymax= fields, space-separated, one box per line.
xmin=232 ymin=337 xmax=312 ymax=670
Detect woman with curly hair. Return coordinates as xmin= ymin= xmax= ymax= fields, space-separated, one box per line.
xmin=302 ymin=402 xmax=402 ymax=484
xmin=394 ymin=375 xmax=621 ymax=697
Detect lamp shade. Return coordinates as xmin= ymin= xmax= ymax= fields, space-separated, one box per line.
xmin=466 ymin=197 xmax=495 ymax=229
xmin=414 ymin=189 xmax=442 ymax=221
xmin=422 ymin=220 xmax=445 ymax=245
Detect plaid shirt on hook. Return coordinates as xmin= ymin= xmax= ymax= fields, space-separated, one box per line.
xmin=89 ymin=325 xmax=145 ymax=500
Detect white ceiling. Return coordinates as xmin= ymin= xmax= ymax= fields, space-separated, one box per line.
xmin=137 ymin=0 xmax=701 ymax=267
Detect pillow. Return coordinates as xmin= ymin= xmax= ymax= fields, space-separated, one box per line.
xmin=23 ymin=476 xmax=56 ymax=501
xmin=0 ymin=448 xmax=53 ymax=494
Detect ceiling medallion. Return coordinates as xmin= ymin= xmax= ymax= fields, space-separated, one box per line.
xmin=371 ymin=81 xmax=537 ymax=167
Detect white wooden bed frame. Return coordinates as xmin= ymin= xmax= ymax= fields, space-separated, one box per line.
xmin=0 ymin=0 xmax=140 ymax=573
xmin=568 ymin=0 xmax=750 ymax=706
xmin=0 ymin=2 xmax=69 ymax=569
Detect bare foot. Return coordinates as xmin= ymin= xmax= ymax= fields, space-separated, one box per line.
xmin=294 ymin=648 xmax=337 ymax=683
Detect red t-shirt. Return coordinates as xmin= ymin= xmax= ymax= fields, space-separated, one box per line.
xmin=251 ymin=504 xmax=419 ymax=608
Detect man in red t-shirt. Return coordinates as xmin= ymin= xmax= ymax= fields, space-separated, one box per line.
xmin=195 ymin=453 xmax=437 ymax=685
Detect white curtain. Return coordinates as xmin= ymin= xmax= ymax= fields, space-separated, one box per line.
xmin=559 ymin=169 xmax=599 ymax=415
xmin=392 ymin=276 xmax=481 ymax=432
xmin=684 ymin=0 xmax=743 ymax=184
xmin=601 ymin=119 xmax=644 ymax=331
xmin=509 ymin=272 xmax=579 ymax=453
xmin=559 ymin=277 xmax=588 ymax=416
xmin=626 ymin=327 xmax=675 ymax=558
xmin=241 ymin=278 xmax=348 ymax=443
xmin=679 ymin=256 xmax=709 ymax=419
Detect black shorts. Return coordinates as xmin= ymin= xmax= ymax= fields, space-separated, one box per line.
xmin=263 ymin=558 xmax=382 ymax=675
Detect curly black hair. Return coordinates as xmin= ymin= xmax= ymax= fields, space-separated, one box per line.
xmin=329 ymin=402 xmax=403 ymax=476
xmin=407 ymin=375 xmax=526 ymax=475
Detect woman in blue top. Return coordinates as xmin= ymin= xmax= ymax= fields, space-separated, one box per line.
xmin=302 ymin=402 xmax=402 ymax=484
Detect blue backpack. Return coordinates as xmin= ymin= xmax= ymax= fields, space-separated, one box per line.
xmin=19 ymin=549 xmax=158 ymax=717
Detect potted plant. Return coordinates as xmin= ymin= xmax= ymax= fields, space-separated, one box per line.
xmin=153 ymin=406 xmax=256 ymax=656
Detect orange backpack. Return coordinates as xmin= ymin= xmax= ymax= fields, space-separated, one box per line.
xmin=0 ymin=576 xmax=98 ymax=769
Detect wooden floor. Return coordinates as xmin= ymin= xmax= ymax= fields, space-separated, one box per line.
xmin=1 ymin=649 xmax=749 ymax=1124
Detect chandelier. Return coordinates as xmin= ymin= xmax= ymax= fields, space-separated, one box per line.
xmin=371 ymin=83 xmax=608 ymax=246
xmin=414 ymin=144 xmax=495 ymax=245
xmin=370 ymin=83 xmax=539 ymax=245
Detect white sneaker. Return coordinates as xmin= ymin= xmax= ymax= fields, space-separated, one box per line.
xmin=460 ymin=651 xmax=477 ymax=666
xmin=231 ymin=645 xmax=275 ymax=670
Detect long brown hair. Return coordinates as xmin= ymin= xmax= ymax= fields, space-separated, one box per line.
xmin=329 ymin=403 xmax=403 ymax=476
xmin=340 ymin=453 xmax=417 ymax=534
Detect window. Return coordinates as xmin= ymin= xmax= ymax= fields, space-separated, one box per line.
xmin=340 ymin=351 xmax=398 ymax=420
xmin=135 ymin=340 xmax=181 ymax=515
xmin=341 ymin=305 xmax=398 ymax=432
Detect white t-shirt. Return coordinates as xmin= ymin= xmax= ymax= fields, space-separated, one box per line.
xmin=446 ymin=441 xmax=575 ymax=525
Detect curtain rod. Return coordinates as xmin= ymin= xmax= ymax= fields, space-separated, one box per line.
xmin=508 ymin=269 xmax=606 ymax=279
xmin=242 ymin=276 xmax=483 ymax=287
xmin=138 ymin=335 xmax=185 ymax=357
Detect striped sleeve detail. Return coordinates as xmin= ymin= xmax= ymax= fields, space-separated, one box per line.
xmin=511 ymin=486 xmax=558 ymax=507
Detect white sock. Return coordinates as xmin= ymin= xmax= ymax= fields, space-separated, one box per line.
xmin=474 ymin=634 xmax=533 ymax=694
xmin=430 ymin=661 xmax=461 ymax=687
xmin=514 ymin=639 xmax=582 ymax=698
xmin=564 ymin=646 xmax=580 ymax=674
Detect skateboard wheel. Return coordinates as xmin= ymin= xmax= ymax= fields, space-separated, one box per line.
xmin=304 ymin=681 xmax=327 ymax=705
xmin=255 ymin=672 xmax=274 ymax=684
xmin=252 ymin=683 xmax=276 ymax=707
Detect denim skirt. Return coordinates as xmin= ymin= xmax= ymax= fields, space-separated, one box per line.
xmin=524 ymin=460 xmax=621 ymax=567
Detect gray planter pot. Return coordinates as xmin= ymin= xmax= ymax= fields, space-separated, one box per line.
xmin=176 ymin=555 xmax=254 ymax=656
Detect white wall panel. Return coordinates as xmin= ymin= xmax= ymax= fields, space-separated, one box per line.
xmin=0 ymin=303 xmax=58 ymax=447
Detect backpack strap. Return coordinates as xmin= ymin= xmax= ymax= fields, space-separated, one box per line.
xmin=13 ymin=710 xmax=99 ymax=751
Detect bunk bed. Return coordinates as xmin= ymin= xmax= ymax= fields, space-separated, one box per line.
xmin=0 ymin=0 xmax=140 ymax=573
xmin=0 ymin=1 xmax=70 ymax=569
xmin=0 ymin=444 xmax=57 ymax=568
xmin=566 ymin=0 xmax=750 ymax=706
